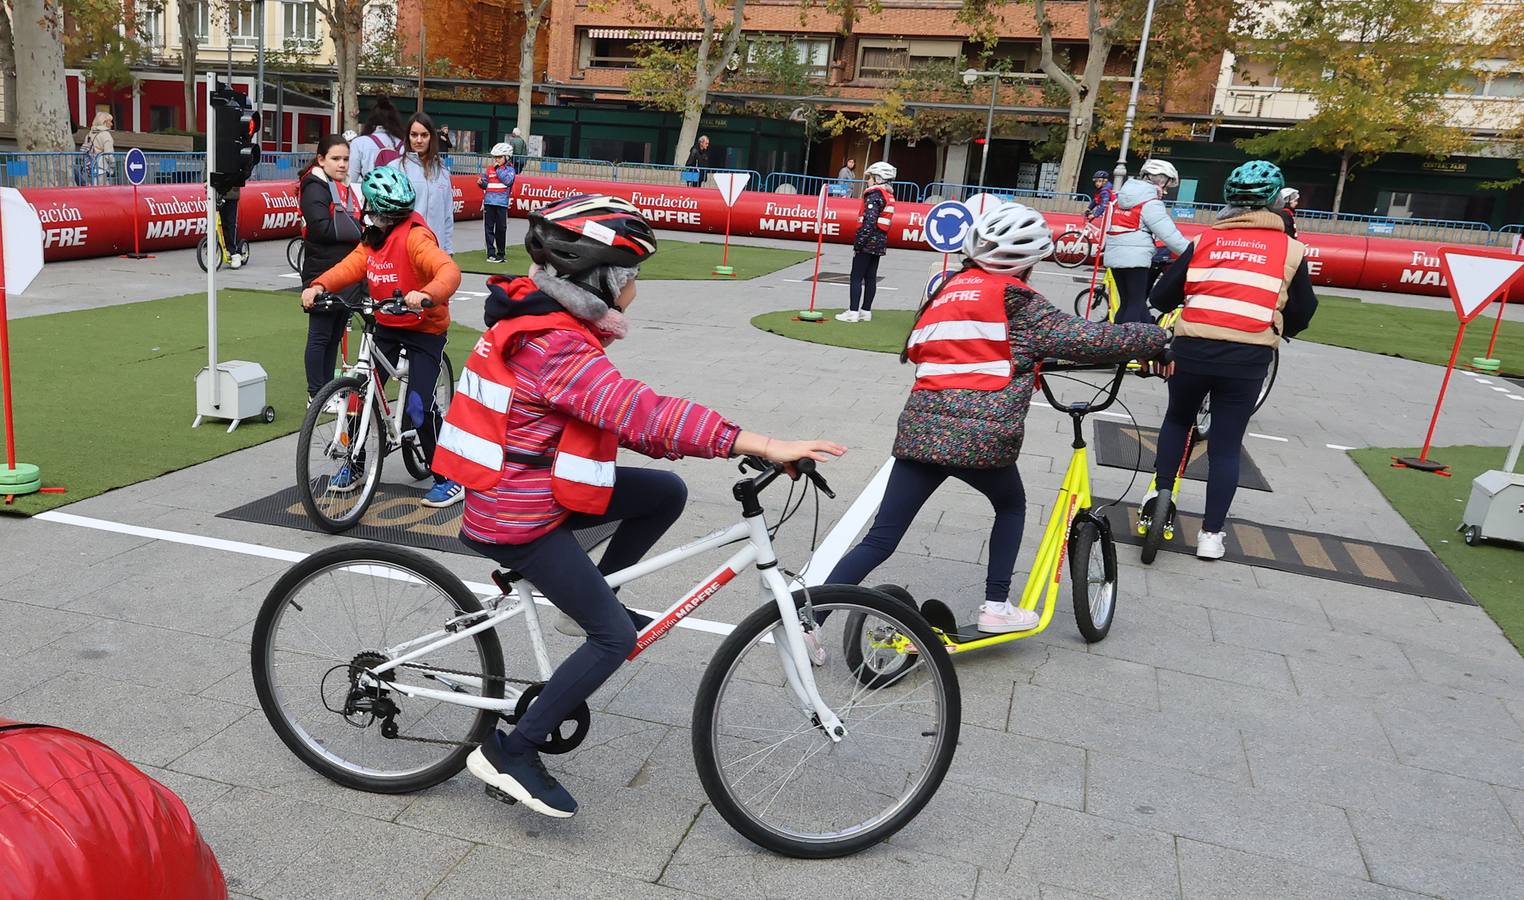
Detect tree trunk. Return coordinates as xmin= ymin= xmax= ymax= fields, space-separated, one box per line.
xmin=0 ymin=5 xmax=17 ymax=128
xmin=178 ymin=0 xmax=197 ymax=130
xmin=13 ymin=0 xmax=73 ymax=153
xmin=1332 ymin=147 xmax=1351 ymax=213
xmin=334 ymin=1 xmax=360 ymax=133
xmin=1056 ymin=87 xmax=1103 ymax=195
xmin=1035 ymin=0 xmax=1113 ymax=194
xmin=672 ymin=0 xmax=745 ymax=167
xmin=516 ymin=0 xmax=548 ymax=139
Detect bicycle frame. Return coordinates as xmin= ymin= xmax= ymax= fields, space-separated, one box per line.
xmin=321 ymin=325 xmax=413 ymax=460
xmin=359 ymin=511 xmax=847 ymax=739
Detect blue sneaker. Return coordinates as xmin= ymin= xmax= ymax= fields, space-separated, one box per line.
xmin=467 ymin=730 xmax=577 ymax=818
xmin=328 ymin=464 xmax=360 ymax=493
xmin=420 ymin=479 xmax=463 ymax=508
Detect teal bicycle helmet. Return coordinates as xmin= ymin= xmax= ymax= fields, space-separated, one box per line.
xmin=360 ymin=166 xmax=416 ymax=217
xmin=1223 ymin=160 xmax=1284 ymax=208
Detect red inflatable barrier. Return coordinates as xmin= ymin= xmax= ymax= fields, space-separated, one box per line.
xmin=13 ymin=175 xmax=1520 ymax=300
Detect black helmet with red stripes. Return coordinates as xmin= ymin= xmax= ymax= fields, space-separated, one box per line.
xmin=526 ymin=194 xmax=658 ymax=277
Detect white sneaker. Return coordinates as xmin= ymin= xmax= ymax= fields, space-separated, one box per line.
xmin=976 ymin=602 xmax=1040 ymax=634
xmin=834 ymin=310 xmax=860 ymax=323
xmin=802 ymin=629 xmax=828 ymax=667
xmin=858 ymin=310 xmax=873 ymax=322
xmin=1196 ymin=530 xmax=1227 ymax=560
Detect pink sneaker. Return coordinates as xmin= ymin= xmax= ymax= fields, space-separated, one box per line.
xmin=976 ymin=603 xmax=1040 ymax=634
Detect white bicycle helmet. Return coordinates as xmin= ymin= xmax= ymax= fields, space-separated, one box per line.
xmin=865 ymin=161 xmax=897 ymax=183
xmin=490 ymin=142 xmax=513 ymax=157
xmin=962 ymin=202 xmax=1053 ymax=275
xmin=1139 ymin=158 xmax=1180 ymax=187
xmin=1279 ymin=187 xmax=1300 ymax=205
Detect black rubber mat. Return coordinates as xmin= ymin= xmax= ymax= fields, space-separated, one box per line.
xmin=1093 ymin=499 xmax=1474 ymax=605
xmin=219 ymin=482 xmax=617 ymax=558
xmin=1092 ymin=420 xmax=1271 ymax=492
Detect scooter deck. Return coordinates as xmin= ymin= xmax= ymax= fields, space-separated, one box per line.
xmin=921 ymin=598 xmax=999 ymax=645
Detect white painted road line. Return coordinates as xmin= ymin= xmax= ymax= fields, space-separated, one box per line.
xmin=1510 ymin=395 xmax=1524 ymax=401
xmin=1326 ymin=444 xmax=1356 ymax=451
xmin=1248 ymin=432 xmax=1290 ymax=443
xmin=1492 ymin=386 xmax=1511 ymax=393
xmin=1475 ymin=378 xmax=1493 ymax=384
xmin=34 ymin=511 xmax=736 ymax=639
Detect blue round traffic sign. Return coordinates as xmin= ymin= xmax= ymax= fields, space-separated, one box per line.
xmin=124 ymin=147 xmax=148 ymax=186
xmin=924 ymin=200 xmax=974 ymax=253
xmin=927 ymin=269 xmax=955 ymax=299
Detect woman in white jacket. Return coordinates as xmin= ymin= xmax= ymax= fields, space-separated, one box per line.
xmin=1101 ymin=159 xmax=1190 ymax=323
xmin=394 ymin=111 xmax=455 ymax=254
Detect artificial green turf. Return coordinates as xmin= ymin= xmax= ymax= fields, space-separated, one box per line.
xmin=751 ymin=309 xmax=915 ymax=355
xmin=455 ymin=239 xmax=813 ymax=281
xmin=1350 ymin=446 xmax=1524 ymax=651
xmin=0 ymin=290 xmax=477 ymax=516
xmin=1301 ymin=295 xmax=1524 ymax=377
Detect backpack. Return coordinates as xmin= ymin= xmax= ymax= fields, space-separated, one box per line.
xmin=371 ymin=132 xmax=404 ymax=169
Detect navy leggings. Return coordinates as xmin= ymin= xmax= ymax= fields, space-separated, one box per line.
xmin=849 ymin=252 xmax=882 ymax=312
xmin=826 ymin=458 xmax=1027 ymax=605
xmin=1113 ymin=266 xmax=1154 ymax=324
xmin=483 ymin=205 xmax=508 ymax=258
xmin=303 ymin=308 xmax=348 ymax=397
xmin=375 ymin=328 xmax=447 ymax=484
xmin=462 ymin=467 xmax=688 ymax=754
xmin=1153 ymin=368 xmax=1264 ymax=532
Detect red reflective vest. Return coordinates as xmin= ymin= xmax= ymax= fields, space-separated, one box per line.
xmin=367 ymin=211 xmax=434 ymax=330
xmin=433 ymin=312 xmax=619 ymax=514
xmin=1106 ymin=203 xmax=1143 ymax=236
xmin=861 ymin=184 xmax=895 ymax=231
xmin=904 ymin=268 xmax=1015 ymax=391
xmin=1181 ymin=227 xmax=1291 ymax=334
xmin=482 ymin=164 xmax=510 ymax=198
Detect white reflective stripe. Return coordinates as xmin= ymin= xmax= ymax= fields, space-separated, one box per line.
xmin=915 ymin=360 xmax=1011 ymax=379
xmin=553 ymin=452 xmax=616 ymax=488
xmin=1187 ymin=294 xmax=1276 ymax=322
xmin=457 ymin=369 xmax=512 ymax=413
xmin=1187 ymin=267 xmax=1283 ymax=293
xmin=907 ymin=320 xmax=1006 ymax=347
xmin=437 ymin=423 xmax=504 ymax=471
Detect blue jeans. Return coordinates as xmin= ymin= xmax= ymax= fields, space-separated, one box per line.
xmin=462 ymin=467 xmax=688 ymax=753
xmin=826 ymin=459 xmax=1027 ymax=605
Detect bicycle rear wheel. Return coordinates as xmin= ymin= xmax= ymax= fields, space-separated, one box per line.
xmin=297 ymin=376 xmax=385 ymax=533
xmin=692 ymin=586 xmax=959 ymax=859
xmin=195 ymin=236 xmax=216 ymax=272
xmin=1253 ymin=347 xmax=1278 ymax=415
xmin=287 ymin=238 xmax=304 ymax=273
xmin=1140 ymin=494 xmax=1171 ymax=565
xmin=1069 ymin=520 xmax=1117 ymax=642
xmin=841 ymin=584 xmax=922 ymax=689
xmin=401 ymin=352 xmax=456 ymax=482
xmin=1073 ymin=286 xmax=1108 ymax=322
xmin=251 ymin=543 xmax=505 ymax=793
xmin=1053 ymin=229 xmax=1091 ymax=268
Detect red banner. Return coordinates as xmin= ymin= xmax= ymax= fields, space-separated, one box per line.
xmin=15 ymin=176 xmax=1519 ymax=300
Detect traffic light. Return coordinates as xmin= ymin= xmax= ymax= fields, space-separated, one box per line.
xmin=209 ymin=84 xmax=261 ymax=193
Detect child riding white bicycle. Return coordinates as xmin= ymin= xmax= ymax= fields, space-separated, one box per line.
xmin=301 ymin=166 xmax=464 ymax=508
xmin=432 ymin=194 xmax=844 ymax=818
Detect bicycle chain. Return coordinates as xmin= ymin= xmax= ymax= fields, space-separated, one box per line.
xmin=361 ymin=661 xmax=536 ymax=748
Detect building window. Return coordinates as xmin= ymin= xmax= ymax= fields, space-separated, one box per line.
xmin=857 ymin=40 xmax=960 ymax=81
xmin=229 ymin=1 xmax=259 ymax=48
xmin=138 ymin=3 xmax=166 ymax=49
xmin=191 ymin=0 xmax=211 ymax=43
xmin=746 ymin=36 xmax=832 ymax=80
xmin=283 ymin=1 xmax=319 ymax=48
xmin=149 ymin=104 xmax=177 ymax=131
xmin=1231 ymin=58 xmax=1281 ymax=89
xmin=1486 ymin=73 xmax=1524 ymax=98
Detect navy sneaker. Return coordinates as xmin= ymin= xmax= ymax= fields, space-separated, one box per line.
xmin=328 ymin=464 xmax=360 ymax=493
xmin=467 ymin=730 xmax=577 ymax=818
xmin=421 ymin=479 xmax=464 ymax=508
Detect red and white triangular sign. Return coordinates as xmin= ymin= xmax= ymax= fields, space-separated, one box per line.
xmin=1438 ymin=246 xmax=1524 ymax=323
xmin=712 ymin=172 xmax=750 ymax=208
xmin=815 ymin=184 xmax=829 ymax=223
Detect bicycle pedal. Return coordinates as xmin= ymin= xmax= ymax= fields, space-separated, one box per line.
xmin=484 ymin=784 xmax=519 ymax=806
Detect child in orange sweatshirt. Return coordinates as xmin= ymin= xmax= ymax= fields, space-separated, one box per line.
xmin=302 ymin=166 xmax=465 ymax=507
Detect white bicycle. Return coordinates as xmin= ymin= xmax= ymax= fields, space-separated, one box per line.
xmin=251 ymin=457 xmax=961 ymax=858
xmin=296 ymin=291 xmax=455 ymax=533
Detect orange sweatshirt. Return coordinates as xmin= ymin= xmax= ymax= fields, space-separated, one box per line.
xmin=314 ymin=229 xmax=461 ymax=335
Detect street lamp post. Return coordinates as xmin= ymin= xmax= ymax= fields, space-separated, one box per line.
xmin=963 ymin=69 xmax=1002 ymax=192
xmin=1114 ymin=0 xmax=1158 ymax=186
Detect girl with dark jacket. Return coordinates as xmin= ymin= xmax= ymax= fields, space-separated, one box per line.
xmin=837 ymin=160 xmax=898 ymax=322
xmin=298 ymin=135 xmax=365 ymax=401
xmin=826 ymin=203 xmax=1168 ymax=633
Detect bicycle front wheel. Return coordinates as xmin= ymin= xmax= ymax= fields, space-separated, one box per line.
xmin=195 ymin=236 xmax=215 ymax=272
xmin=1070 ymin=520 xmax=1117 ymax=641
xmin=1073 ymin=286 xmax=1108 ymax=322
xmin=692 ymin=586 xmax=960 ymax=859
xmin=252 ymin=543 xmax=505 ymax=793
xmin=1053 ymin=229 xmax=1090 ymax=268
xmin=287 ymin=238 xmax=304 ymax=273
xmin=297 ymin=376 xmax=386 ymax=533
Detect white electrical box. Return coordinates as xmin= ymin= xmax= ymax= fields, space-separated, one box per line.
xmin=1461 ymin=470 xmax=1524 ymax=546
xmin=194 ymin=360 xmax=273 ymax=433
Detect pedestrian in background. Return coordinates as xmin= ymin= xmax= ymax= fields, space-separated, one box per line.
xmin=437 ymin=123 xmax=455 ymax=153
xmin=509 ymin=128 xmax=529 ymax=170
xmin=396 ymin=111 xmax=456 ymax=255
xmin=297 ymin=134 xmax=364 ymax=403
xmin=479 ymin=142 xmax=517 ymax=263
xmin=82 ymin=111 xmax=116 ymax=185
xmin=351 ymin=98 xmax=405 ymax=183
xmin=837 ymin=161 xmax=897 ymax=323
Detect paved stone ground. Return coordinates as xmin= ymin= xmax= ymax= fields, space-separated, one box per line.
xmin=4 ymin=224 xmax=1524 ymax=899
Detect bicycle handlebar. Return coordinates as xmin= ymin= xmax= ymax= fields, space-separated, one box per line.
xmin=1035 ymin=360 xmax=1129 ymax=415
xmin=304 ymin=289 xmax=435 ymax=318
xmin=737 ymin=455 xmax=835 ymax=499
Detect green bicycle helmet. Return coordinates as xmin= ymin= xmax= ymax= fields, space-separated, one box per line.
xmin=360 ymin=166 xmax=416 ymax=217
xmin=1223 ymin=160 xmax=1284 ymax=208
